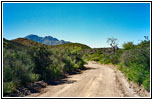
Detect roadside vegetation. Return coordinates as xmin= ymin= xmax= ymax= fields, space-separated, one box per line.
xmin=3 ymin=38 xmax=88 ymax=96
xmin=83 ymin=36 xmax=150 ymax=91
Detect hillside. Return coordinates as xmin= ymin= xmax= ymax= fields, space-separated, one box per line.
xmin=4 ymin=38 xmax=28 ymax=50
xmin=12 ymin=38 xmax=91 ymax=53
xmin=12 ymin=38 xmax=47 ymax=47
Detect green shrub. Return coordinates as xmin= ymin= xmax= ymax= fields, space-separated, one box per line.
xmin=3 ymin=46 xmax=38 ymax=95
xmin=3 ymin=39 xmax=89 ymax=95
xmin=143 ymin=75 xmax=150 ymax=91
xmin=119 ymin=39 xmax=150 ymax=91
xmin=3 ymin=82 xmax=16 ymax=95
xmin=63 ymin=56 xmax=75 ymax=73
xmin=29 ymin=74 xmax=40 ymax=82
xmin=123 ymin=42 xmax=135 ymax=50
xmin=98 ymin=50 xmax=123 ymax=64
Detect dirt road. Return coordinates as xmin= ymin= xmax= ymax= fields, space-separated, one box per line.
xmin=28 ymin=61 xmax=140 ymax=97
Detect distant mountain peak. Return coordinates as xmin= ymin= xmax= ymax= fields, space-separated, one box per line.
xmin=25 ymin=34 xmax=69 ymax=45
xmin=26 ymin=34 xmax=39 ymax=37
xmin=45 ymin=36 xmax=53 ymax=38
xmin=43 ymin=36 xmax=58 ymax=41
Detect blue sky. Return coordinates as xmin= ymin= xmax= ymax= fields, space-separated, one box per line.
xmin=3 ymin=3 xmax=150 ymax=48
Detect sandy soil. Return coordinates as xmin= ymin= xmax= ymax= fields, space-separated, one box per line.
xmin=28 ymin=61 xmax=146 ymax=97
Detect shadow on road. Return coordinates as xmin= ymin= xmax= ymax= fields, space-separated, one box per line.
xmin=49 ymin=79 xmax=77 ymax=85
xmin=48 ymin=66 xmax=97 ymax=86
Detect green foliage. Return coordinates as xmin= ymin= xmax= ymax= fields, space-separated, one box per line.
xmin=3 ymin=38 xmax=87 ymax=95
xmin=51 ymin=43 xmax=90 ymax=50
xmin=137 ymin=40 xmax=150 ymax=49
xmin=143 ymin=75 xmax=150 ymax=91
xmin=119 ymin=39 xmax=150 ymax=91
xmin=63 ymin=56 xmax=75 ymax=72
xmin=31 ymin=46 xmax=52 ymax=79
xmin=3 ymin=48 xmax=37 ymax=83
xmin=3 ymin=82 xmax=16 ymax=95
xmin=29 ymin=46 xmax=85 ymax=82
xmin=123 ymin=42 xmax=135 ymax=50
xmin=3 ymin=45 xmax=39 ymax=95
xmin=85 ymin=49 xmax=123 ymax=65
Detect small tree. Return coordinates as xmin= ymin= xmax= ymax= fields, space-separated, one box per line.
xmin=107 ymin=37 xmax=119 ymax=53
xmin=123 ymin=42 xmax=135 ymax=50
xmin=137 ymin=36 xmax=150 ymax=48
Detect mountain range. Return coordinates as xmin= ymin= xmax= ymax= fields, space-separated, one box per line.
xmin=25 ymin=34 xmax=70 ymax=45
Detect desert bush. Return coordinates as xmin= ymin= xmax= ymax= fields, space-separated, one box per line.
xmin=3 ymin=82 xmax=16 ymax=95
xmin=143 ymin=74 xmax=150 ymax=91
xmin=119 ymin=39 xmax=150 ymax=91
xmin=136 ymin=37 xmax=150 ymax=48
xmin=123 ymin=42 xmax=135 ymax=50
xmin=30 ymin=46 xmax=85 ymax=81
xmin=3 ymin=48 xmax=38 ymax=95
xmin=3 ymin=39 xmax=88 ymax=96
xmin=3 ymin=48 xmax=37 ymax=83
xmin=120 ymin=48 xmax=150 ymax=69
xmin=31 ymin=46 xmax=62 ymax=81
xmin=98 ymin=49 xmax=123 ymax=64
xmin=31 ymin=46 xmax=51 ymax=77
xmin=63 ymin=56 xmax=75 ymax=73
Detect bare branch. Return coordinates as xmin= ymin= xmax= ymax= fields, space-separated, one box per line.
xmin=107 ymin=37 xmax=119 ymax=52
